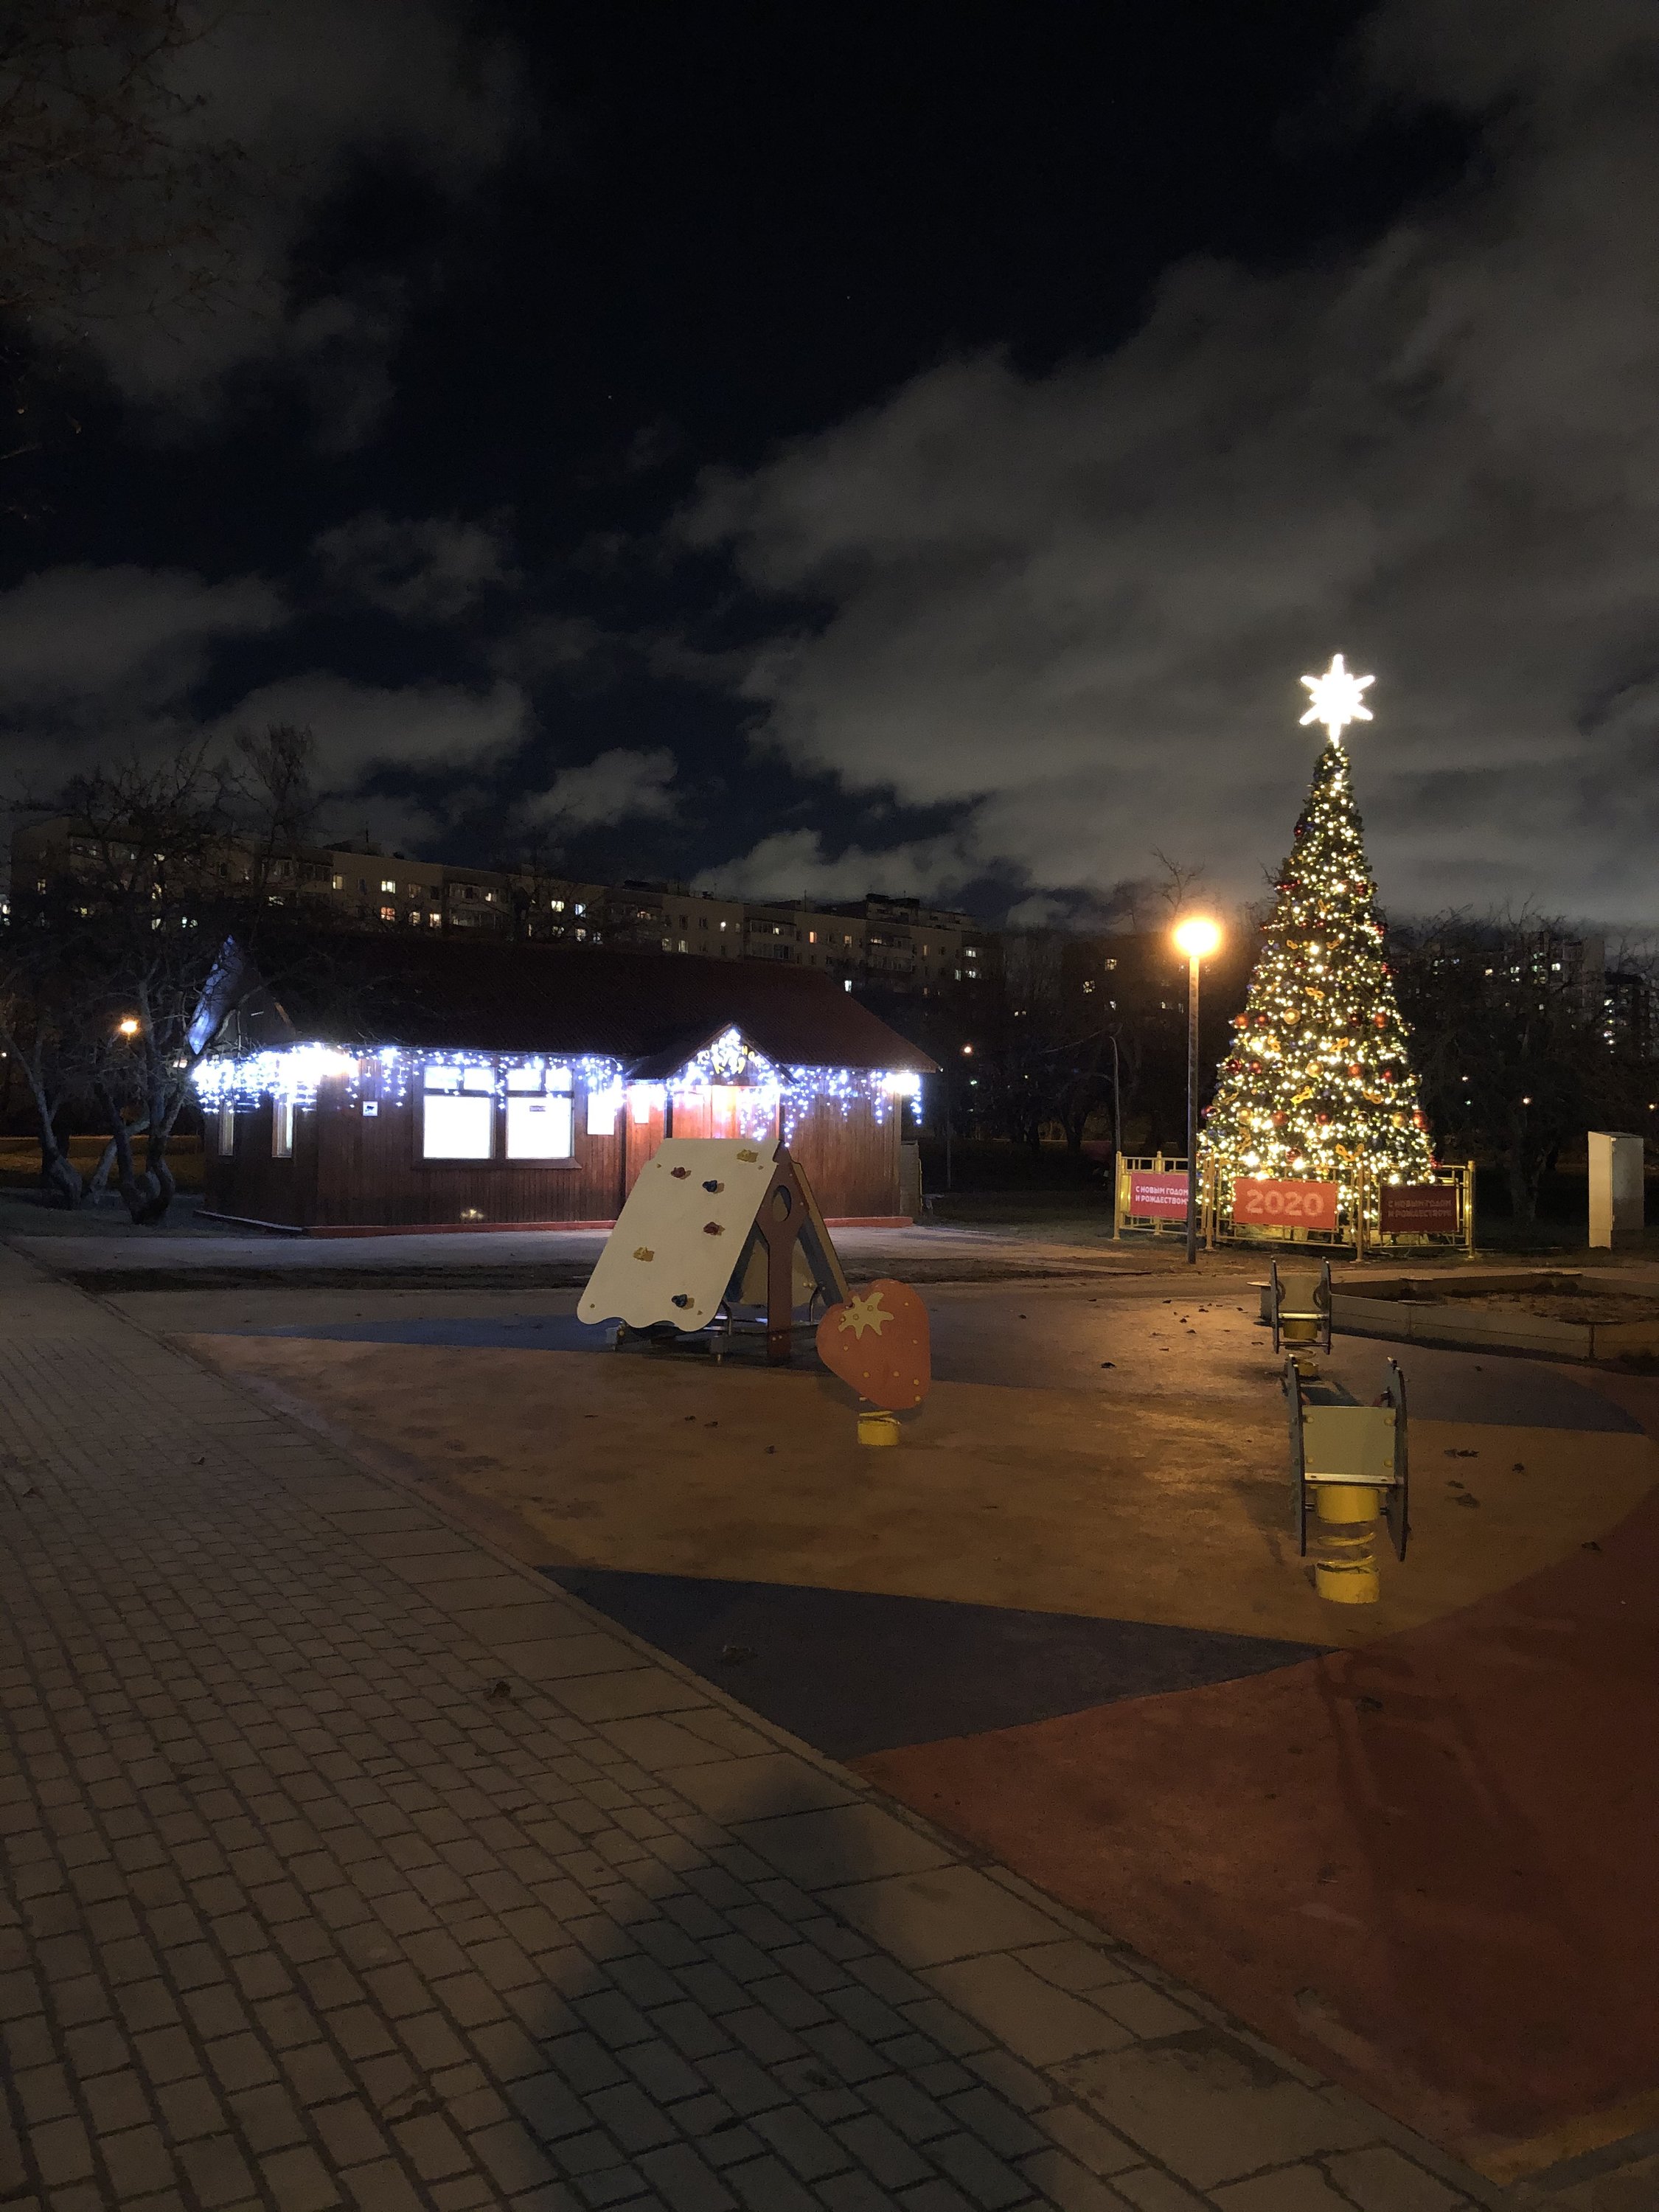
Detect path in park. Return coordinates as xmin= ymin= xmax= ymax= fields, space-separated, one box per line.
xmin=0 ymin=1242 xmax=1500 ymax=2212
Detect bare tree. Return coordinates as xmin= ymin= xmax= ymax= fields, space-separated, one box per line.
xmin=0 ymin=1 xmax=242 ymax=338
xmin=7 ymin=727 xmax=319 ymax=1222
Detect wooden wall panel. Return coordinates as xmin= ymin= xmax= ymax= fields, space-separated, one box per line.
xmin=208 ymin=1079 xmax=902 ymax=1228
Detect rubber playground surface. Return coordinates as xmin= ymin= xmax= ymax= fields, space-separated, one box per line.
xmin=179 ymin=1279 xmax=1659 ymax=2186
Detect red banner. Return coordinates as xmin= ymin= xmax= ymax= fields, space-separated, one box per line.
xmin=1232 ymin=1177 xmax=1339 ymax=1231
xmin=1378 ymin=1181 xmax=1458 ymax=1234
xmin=1127 ymin=1171 xmax=1190 ymax=1220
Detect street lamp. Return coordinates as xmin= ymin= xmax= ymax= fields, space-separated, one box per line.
xmin=1172 ymin=915 xmax=1222 ymax=1265
xmin=116 ymin=1017 xmax=140 ymax=1037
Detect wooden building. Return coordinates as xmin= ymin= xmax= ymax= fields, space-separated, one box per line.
xmin=195 ymin=937 xmax=933 ymax=1233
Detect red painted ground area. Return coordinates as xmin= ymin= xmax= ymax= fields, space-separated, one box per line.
xmin=858 ymin=1378 xmax=1659 ymax=2179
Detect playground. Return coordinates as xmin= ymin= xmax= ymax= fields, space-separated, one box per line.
xmin=125 ymin=1231 xmax=1659 ymax=2193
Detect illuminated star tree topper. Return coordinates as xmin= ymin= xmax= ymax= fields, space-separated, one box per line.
xmin=1299 ymin=652 xmax=1374 ymax=743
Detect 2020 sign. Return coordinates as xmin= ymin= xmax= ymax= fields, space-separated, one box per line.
xmin=1232 ymin=1177 xmax=1338 ymax=1231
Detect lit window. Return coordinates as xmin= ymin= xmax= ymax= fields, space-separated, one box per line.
xmin=507 ymin=1087 xmax=573 ymax=1159
xmin=587 ymin=1085 xmax=622 ymax=1136
xmin=551 ymin=897 xmax=566 ymax=911
xmin=421 ymin=1065 xmax=494 ymax=1157
xmin=381 ymin=878 xmax=396 ymax=894
xmin=808 ymin=930 xmax=817 ymax=944
xmin=678 ymin=939 xmax=687 ymax=953
xmin=331 ymin=874 xmax=344 ymax=891
xmin=408 ymin=911 xmax=422 ymax=927
xmin=272 ymin=1096 xmax=294 ymax=1159
xmin=428 ymin=911 xmax=442 ymax=928
xmin=380 ymin=905 xmax=396 ymax=922
xmin=661 ymin=936 xmax=673 ymax=951
xmin=574 ymin=902 xmax=585 ymax=916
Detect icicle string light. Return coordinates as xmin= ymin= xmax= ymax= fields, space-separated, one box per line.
xmin=1200 ymin=722 xmax=1434 ymax=1220
xmin=191 ymin=1026 xmax=924 ymax=1139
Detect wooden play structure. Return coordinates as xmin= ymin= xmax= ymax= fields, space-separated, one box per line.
xmin=579 ymin=1138 xmax=849 ymax=1363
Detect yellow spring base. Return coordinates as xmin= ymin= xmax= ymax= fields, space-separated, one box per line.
xmin=858 ymin=1410 xmax=900 ymax=1447
xmin=1313 ymin=1481 xmax=1380 ymax=1605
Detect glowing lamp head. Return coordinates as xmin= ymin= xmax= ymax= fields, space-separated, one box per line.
xmin=1172 ymin=915 xmax=1222 ymax=962
xmin=116 ymin=1017 xmax=140 ymax=1037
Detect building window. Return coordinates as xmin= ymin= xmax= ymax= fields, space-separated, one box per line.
xmin=574 ymin=902 xmax=585 ymax=916
xmin=218 ymin=1104 xmax=235 ymax=1156
xmin=272 ymin=1096 xmax=294 ymax=1159
xmin=586 ymin=1084 xmax=622 ymax=1137
xmin=506 ymin=1062 xmax=574 ymax=1160
xmin=428 ymin=911 xmax=442 ymax=928
xmin=661 ymin=936 xmax=673 ymax=950
xmin=408 ymin=910 xmax=422 ymax=926
xmin=550 ymin=897 xmax=566 ymax=911
xmin=380 ymin=905 xmax=396 ymax=922
xmin=381 ymin=877 xmax=396 ymax=894
xmin=331 ymin=874 xmax=344 ymax=890
xmin=422 ymin=1063 xmax=495 ymax=1159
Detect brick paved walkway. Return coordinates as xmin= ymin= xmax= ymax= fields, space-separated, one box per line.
xmin=0 ymin=1245 xmax=1497 ymax=2212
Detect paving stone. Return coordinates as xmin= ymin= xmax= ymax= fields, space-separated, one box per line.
xmin=1211 ymin=2168 xmax=1360 ymax=2211
xmin=632 ymin=2140 xmax=738 ymax=2210
xmin=1037 ymin=2105 xmax=1140 ymax=2177
xmin=1017 ymin=2147 xmax=1135 ymax=2210
xmin=730 ymin=1808 xmax=950 ymax=1891
xmin=824 ymin=1869 xmax=1069 ymax=1971
xmin=1056 ymin=2033 xmax=1374 ymax=2191
xmin=1321 ymin=2146 xmax=1472 ymax=2211
xmin=925 ymin=1958 xmax=1127 ymax=2070
xmin=1109 ymin=2172 xmax=1210 ymax=2212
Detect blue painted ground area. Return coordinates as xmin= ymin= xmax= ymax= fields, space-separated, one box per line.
xmin=542 ymin=1568 xmax=1328 ymax=1758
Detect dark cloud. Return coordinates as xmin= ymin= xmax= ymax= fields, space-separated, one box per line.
xmin=0 ymin=563 xmax=282 ymax=710
xmin=51 ymin=0 xmax=523 ymax=437
xmin=313 ymin=510 xmax=516 ymax=622
xmin=518 ymin=748 xmax=678 ymax=834
xmin=678 ymin=0 xmax=1659 ymax=925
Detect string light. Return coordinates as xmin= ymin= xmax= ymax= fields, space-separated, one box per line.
xmin=1201 ymin=693 xmax=1434 ymax=1221
xmin=191 ymin=1026 xmax=924 ymax=1137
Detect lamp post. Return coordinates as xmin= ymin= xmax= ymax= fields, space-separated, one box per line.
xmin=1172 ymin=916 xmax=1222 ymax=1265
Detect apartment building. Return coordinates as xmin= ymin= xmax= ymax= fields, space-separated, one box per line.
xmin=7 ymin=822 xmax=995 ymax=999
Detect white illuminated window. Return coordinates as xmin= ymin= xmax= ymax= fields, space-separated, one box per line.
xmin=462 ymin=1065 xmax=494 ymax=1092
xmin=507 ymin=1062 xmax=543 ymax=1091
xmin=587 ymin=1085 xmax=622 ymax=1136
xmin=423 ymin=1094 xmax=493 ymax=1159
xmin=507 ymin=1093 xmax=573 ymax=1159
xmin=381 ymin=877 xmax=396 ymax=894
xmin=272 ymin=1096 xmax=293 ymax=1159
xmin=425 ymin=1063 xmax=459 ymax=1090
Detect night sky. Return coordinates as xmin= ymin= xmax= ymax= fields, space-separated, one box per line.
xmin=4 ymin=1 xmax=1655 ymax=928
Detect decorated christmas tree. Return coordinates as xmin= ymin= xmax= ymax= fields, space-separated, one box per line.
xmin=1201 ymin=657 xmax=1435 ymax=1217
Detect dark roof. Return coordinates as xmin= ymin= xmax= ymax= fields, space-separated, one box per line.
xmin=237 ymin=935 xmax=936 ymax=1074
